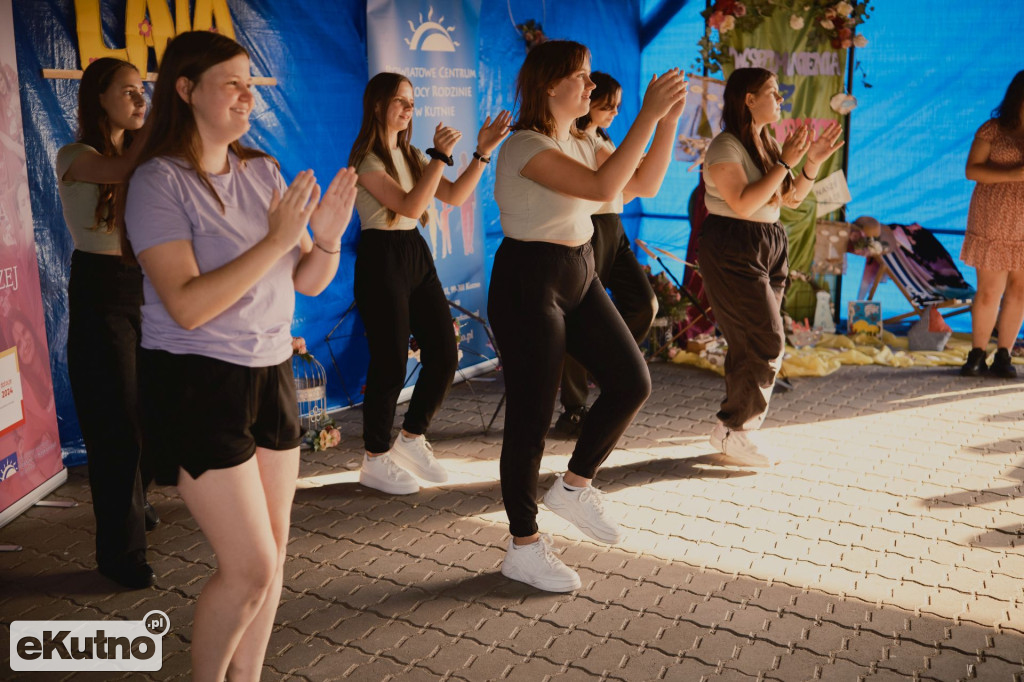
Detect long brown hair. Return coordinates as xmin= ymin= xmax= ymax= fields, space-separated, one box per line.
xmin=131 ymin=31 xmax=272 ymax=213
xmin=348 ymin=72 xmax=426 ymax=226
xmin=512 ymin=40 xmax=590 ymax=139
xmin=993 ymin=69 xmax=1024 ymax=132
xmin=76 ymin=57 xmax=139 ymax=233
xmin=721 ymin=67 xmax=793 ymax=205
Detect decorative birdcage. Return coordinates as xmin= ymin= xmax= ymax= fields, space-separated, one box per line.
xmin=292 ymin=352 xmax=328 ymax=432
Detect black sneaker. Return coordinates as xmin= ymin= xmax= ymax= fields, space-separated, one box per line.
xmin=98 ymin=561 xmax=156 ymax=590
xmin=960 ymin=348 xmax=988 ymax=377
xmin=989 ymin=348 xmax=1017 ymax=378
xmin=552 ymin=406 xmax=588 ymax=438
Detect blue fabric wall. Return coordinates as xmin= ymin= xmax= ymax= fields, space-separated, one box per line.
xmin=12 ymin=0 xmax=639 ymax=462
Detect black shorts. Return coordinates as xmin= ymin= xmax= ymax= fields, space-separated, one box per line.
xmin=139 ymin=349 xmax=302 ymax=486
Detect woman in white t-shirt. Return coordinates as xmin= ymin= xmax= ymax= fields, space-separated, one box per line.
xmin=348 ymin=73 xmax=511 ymax=496
xmin=55 ymin=57 xmax=153 ymax=590
xmin=489 ymin=41 xmax=687 ymax=592
xmin=556 ymin=70 xmax=685 ymax=435
xmin=700 ymin=67 xmax=843 ymax=465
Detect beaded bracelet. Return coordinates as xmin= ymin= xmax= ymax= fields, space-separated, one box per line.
xmin=314 ymin=240 xmax=341 ymax=255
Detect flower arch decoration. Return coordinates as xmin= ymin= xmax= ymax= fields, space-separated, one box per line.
xmin=698 ymin=0 xmax=872 ymax=75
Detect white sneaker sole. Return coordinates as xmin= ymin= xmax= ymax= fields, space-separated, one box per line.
xmin=711 ymin=429 xmax=774 ymax=467
xmin=389 ymin=447 xmax=449 ymax=483
xmin=500 ymin=559 xmax=581 ymax=592
xmin=543 ymin=491 xmax=623 ymax=545
xmin=358 ymin=469 xmax=419 ymax=495
xmin=720 ymin=451 xmax=773 ymax=467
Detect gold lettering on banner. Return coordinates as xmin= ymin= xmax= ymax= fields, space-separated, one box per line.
xmin=45 ymin=0 xmax=271 ymax=84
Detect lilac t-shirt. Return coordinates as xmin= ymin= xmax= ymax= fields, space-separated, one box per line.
xmin=125 ymin=152 xmax=299 ymax=368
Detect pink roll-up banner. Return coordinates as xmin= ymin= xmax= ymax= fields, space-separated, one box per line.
xmin=0 ymin=0 xmax=66 ymax=527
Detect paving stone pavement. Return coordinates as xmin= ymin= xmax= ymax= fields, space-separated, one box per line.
xmin=2 ymin=361 xmax=1023 ymax=681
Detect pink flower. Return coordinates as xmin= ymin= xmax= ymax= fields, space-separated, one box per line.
xmin=720 ymin=15 xmax=736 ymax=32
xmin=733 ymin=2 xmax=747 ymax=17
xmin=789 ymin=15 xmax=805 ymax=30
xmin=838 ymin=27 xmax=852 ymax=39
xmin=835 ymin=1 xmax=854 ymax=18
xmin=708 ymin=11 xmax=725 ymax=29
xmin=820 ymin=18 xmax=835 ymax=30
xmin=841 ymin=38 xmax=853 ymax=49
xmin=138 ymin=19 xmax=152 ymax=38
xmin=853 ymin=34 xmax=868 ymax=47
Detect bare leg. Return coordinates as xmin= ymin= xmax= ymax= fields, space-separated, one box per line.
xmin=972 ymin=269 xmax=1008 ymax=348
xmin=176 ymin=457 xmax=282 ymax=682
xmin=226 ymin=447 xmax=300 ymax=681
xmin=996 ymin=270 xmax=1024 ymax=349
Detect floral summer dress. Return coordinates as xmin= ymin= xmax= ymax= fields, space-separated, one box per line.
xmin=961 ymin=119 xmax=1024 ymax=271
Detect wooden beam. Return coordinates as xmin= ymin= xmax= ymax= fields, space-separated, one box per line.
xmin=639 ymin=0 xmax=696 ymax=50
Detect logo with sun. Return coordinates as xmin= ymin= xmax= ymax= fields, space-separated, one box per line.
xmin=406 ymin=6 xmax=459 ymax=52
xmin=0 ymin=453 xmax=18 ymax=482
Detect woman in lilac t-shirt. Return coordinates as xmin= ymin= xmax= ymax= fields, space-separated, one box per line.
xmin=124 ymin=32 xmax=356 ymax=680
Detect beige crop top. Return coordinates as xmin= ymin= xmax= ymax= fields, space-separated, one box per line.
xmin=494 ymin=130 xmax=603 ymax=243
xmin=702 ymin=132 xmax=782 ymax=223
xmin=355 ymin=146 xmax=430 ymax=231
xmin=56 ymin=143 xmax=121 ymax=253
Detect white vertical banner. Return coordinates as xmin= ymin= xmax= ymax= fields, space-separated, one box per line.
xmin=366 ymin=0 xmax=492 ymax=375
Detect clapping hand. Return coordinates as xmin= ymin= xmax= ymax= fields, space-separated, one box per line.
xmin=268 ymin=170 xmax=321 ymax=252
xmin=640 ymin=68 xmax=688 ymax=121
xmin=477 ymin=110 xmax=513 ymax=157
xmin=780 ymin=124 xmax=811 ymax=168
xmin=309 ymin=166 xmax=358 ymax=248
xmin=433 ymin=122 xmax=462 ymax=156
xmin=806 ymin=120 xmax=844 ymax=165
xmin=663 ymin=73 xmax=691 ymax=121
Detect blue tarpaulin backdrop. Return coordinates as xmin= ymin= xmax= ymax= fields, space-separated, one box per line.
xmin=10 ymin=1 xmax=1021 ymax=463
xmin=12 ymin=0 xmax=640 ymax=462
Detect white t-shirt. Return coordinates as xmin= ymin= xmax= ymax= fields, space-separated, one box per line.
xmin=494 ymin=130 xmax=603 ymax=243
xmin=702 ymin=131 xmax=782 ymax=223
xmin=354 ymin=146 xmax=429 ymax=231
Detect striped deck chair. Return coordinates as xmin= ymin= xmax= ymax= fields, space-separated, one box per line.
xmin=859 ymin=223 xmax=974 ymax=325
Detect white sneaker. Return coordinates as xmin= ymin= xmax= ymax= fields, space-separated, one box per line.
xmin=389 ymin=434 xmax=449 ymax=483
xmin=500 ymin=534 xmax=582 ymax=592
xmin=710 ymin=422 xmax=772 ymax=467
xmin=359 ymin=454 xmax=419 ymax=494
xmin=543 ymin=476 xmax=623 ymax=544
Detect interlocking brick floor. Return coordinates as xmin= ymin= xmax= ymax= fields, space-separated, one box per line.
xmin=2 ymin=362 xmax=1023 ymax=680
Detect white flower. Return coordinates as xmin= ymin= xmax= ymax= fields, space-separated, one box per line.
xmin=853 ymin=34 xmax=868 ymax=47
xmin=721 ymin=15 xmax=736 ymax=32
xmin=790 ymin=14 xmax=805 ymax=30
xmin=835 ymin=1 xmax=854 ymax=17
xmin=820 ymin=18 xmax=835 ymax=30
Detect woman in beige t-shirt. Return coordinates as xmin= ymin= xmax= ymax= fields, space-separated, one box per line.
xmin=489 ymin=41 xmax=687 ymax=592
xmin=700 ymin=67 xmax=843 ymax=465
xmin=55 ymin=57 xmax=154 ymax=590
xmin=348 ymin=72 xmax=510 ymax=495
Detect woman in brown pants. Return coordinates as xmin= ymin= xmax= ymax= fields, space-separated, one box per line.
xmin=700 ymin=67 xmax=844 ymax=465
